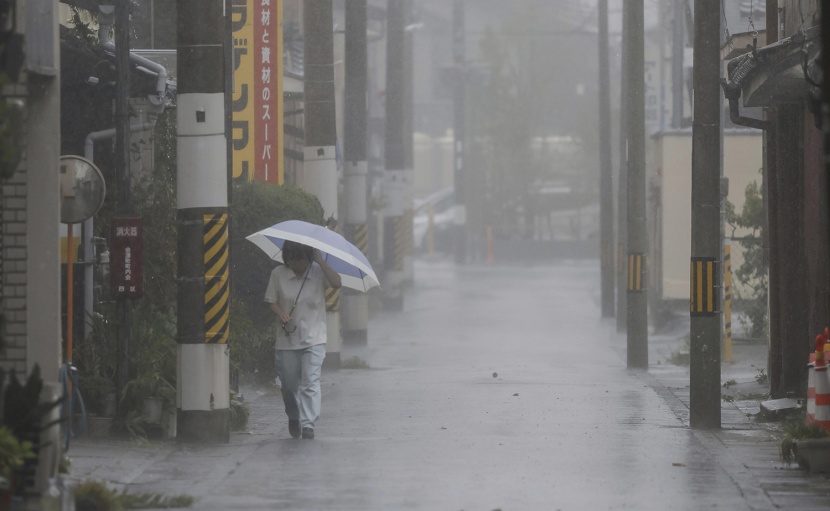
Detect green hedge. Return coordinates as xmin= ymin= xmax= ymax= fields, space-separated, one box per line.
xmin=228 ymin=182 xmax=323 ymax=381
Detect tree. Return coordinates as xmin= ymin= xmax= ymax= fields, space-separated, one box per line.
xmin=725 ymin=175 xmax=768 ymax=339
xmin=467 ymin=0 xmax=598 ymax=238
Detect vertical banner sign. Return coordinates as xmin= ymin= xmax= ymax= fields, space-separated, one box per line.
xmin=232 ymin=0 xmax=283 ymax=183
xmin=232 ymin=0 xmax=255 ymax=180
xmin=110 ymin=216 xmax=144 ymax=298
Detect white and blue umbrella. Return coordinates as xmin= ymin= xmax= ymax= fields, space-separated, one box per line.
xmin=246 ymin=220 xmax=380 ymax=292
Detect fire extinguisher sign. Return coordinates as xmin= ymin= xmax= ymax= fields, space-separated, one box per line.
xmin=110 ymin=216 xmax=144 ymax=298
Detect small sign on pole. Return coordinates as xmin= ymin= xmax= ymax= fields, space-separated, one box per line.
xmin=110 ymin=216 xmax=144 ymax=298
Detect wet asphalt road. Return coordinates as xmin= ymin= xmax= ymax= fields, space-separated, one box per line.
xmin=71 ymin=259 xmax=784 ymax=510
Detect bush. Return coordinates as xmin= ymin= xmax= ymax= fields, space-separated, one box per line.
xmin=75 ymin=480 xmax=123 ymax=511
xmin=725 ymin=176 xmax=768 ymax=339
xmin=92 ymin=108 xmax=324 ymax=410
xmin=75 ymin=480 xmax=194 ymax=510
xmin=0 ymin=366 xmax=62 ymax=493
xmin=228 ymin=182 xmax=323 ymax=382
xmin=0 ymin=427 xmax=33 ymax=482
xmin=78 ymin=373 xmax=115 ymax=416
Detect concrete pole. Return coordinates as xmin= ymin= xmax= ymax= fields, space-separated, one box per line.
xmin=303 ymin=0 xmax=342 ymax=368
xmin=598 ymin=0 xmax=614 ymax=318
xmin=764 ymin=0 xmax=782 ymax=396
xmin=402 ymin=3 xmax=414 ymax=283
xmin=452 ymin=0 xmax=466 ymax=265
xmin=616 ymin=5 xmax=629 ymax=332
xmin=625 ymin=1 xmax=648 ymax=369
xmin=383 ymin=0 xmax=407 ymax=311
xmin=671 ymin=0 xmax=684 ymax=129
xmin=823 ymin=0 xmax=830 ymax=344
xmin=114 ymin=0 xmax=132 ymax=427
xmin=342 ymin=0 xmax=370 ymax=344
xmin=176 ymin=0 xmax=231 ymax=442
xmin=689 ymin=0 xmax=722 ymax=429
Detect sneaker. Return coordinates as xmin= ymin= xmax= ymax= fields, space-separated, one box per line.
xmin=301 ymin=427 xmax=315 ymax=439
xmin=288 ymin=419 xmax=300 ymax=439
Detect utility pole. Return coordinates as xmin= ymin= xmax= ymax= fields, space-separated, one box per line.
xmin=765 ymin=0 xmax=782 ymax=396
xmin=598 ymin=0 xmax=613 ymax=318
xmin=114 ymin=0 xmax=132 ymax=429
xmin=616 ymin=5 xmax=629 ymax=333
xmin=671 ymin=0 xmax=684 ymax=129
xmin=176 ymin=0 xmax=231 ymax=442
xmin=626 ymin=1 xmax=648 ymax=368
xmin=403 ymin=6 xmax=415 ymax=283
xmin=689 ymin=0 xmax=721 ymax=429
xmin=823 ymin=0 xmax=830 ymax=357
xmin=303 ymin=0 xmax=342 ymax=367
xmin=452 ymin=0 xmax=466 ymax=265
xmin=383 ymin=0 xmax=407 ymax=311
xmin=342 ymin=0 xmax=370 ymax=344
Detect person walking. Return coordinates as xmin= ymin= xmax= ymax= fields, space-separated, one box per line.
xmin=265 ymin=240 xmax=342 ymax=439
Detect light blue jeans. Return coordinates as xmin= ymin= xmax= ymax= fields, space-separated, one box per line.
xmin=274 ymin=344 xmax=326 ymax=430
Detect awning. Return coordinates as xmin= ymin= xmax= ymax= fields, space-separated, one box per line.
xmin=723 ymin=25 xmax=820 ymax=108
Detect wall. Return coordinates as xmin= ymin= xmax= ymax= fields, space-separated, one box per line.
xmin=1 ymin=0 xmax=62 ymax=381
xmin=0 ymin=81 xmax=29 ymax=374
xmin=652 ymin=130 xmax=763 ymax=305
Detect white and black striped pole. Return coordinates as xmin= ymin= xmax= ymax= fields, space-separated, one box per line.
xmin=303 ymin=0 xmax=342 ymax=369
xmin=176 ymin=0 xmax=231 ymax=442
xmin=342 ymin=0 xmax=370 ymax=344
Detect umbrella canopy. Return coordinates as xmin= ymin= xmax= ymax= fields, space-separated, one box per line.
xmin=246 ymin=220 xmax=380 ymax=292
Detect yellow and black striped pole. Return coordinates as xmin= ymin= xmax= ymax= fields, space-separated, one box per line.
xmin=723 ymin=244 xmax=732 ymax=362
xmin=689 ymin=257 xmax=718 ymax=316
xmin=324 ymin=222 xmax=342 ymax=314
xmin=627 ymin=253 xmax=646 ymax=292
xmin=176 ymin=0 xmax=231 ymax=443
xmin=204 ymin=213 xmax=230 ymax=344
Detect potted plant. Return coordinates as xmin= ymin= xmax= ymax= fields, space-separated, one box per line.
xmin=79 ymin=373 xmax=116 ymax=438
xmin=780 ymin=418 xmax=830 ymax=473
xmin=0 ymin=366 xmax=63 ymax=501
xmin=0 ymin=426 xmax=34 ymax=508
xmin=121 ymin=372 xmax=176 ymax=439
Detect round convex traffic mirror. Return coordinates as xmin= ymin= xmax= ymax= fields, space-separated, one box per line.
xmin=59 ymin=155 xmax=106 ymax=224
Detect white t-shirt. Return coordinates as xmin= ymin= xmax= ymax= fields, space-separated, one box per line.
xmin=264 ymin=263 xmax=327 ymax=350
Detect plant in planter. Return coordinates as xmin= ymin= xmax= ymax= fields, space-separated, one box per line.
xmin=74 ymin=314 xmax=117 ymax=416
xmin=0 ymin=366 xmax=63 ymax=498
xmin=0 ymin=426 xmax=34 ymax=505
xmin=780 ymin=417 xmax=830 ymax=467
xmin=121 ymin=372 xmax=176 ymax=439
xmin=229 ymin=391 xmax=249 ymax=431
xmin=79 ymin=373 xmax=116 ymax=418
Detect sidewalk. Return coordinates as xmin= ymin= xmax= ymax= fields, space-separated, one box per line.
xmin=639 ymin=317 xmax=830 ymax=510
xmin=64 ymin=260 xmax=830 ymax=510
